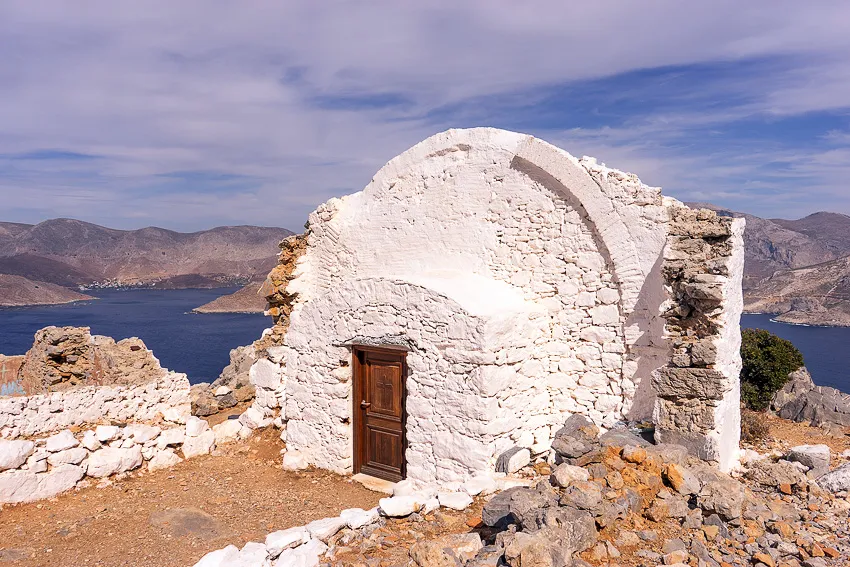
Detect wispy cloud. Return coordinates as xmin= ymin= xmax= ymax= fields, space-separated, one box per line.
xmin=1 ymin=1 xmax=849 ymax=230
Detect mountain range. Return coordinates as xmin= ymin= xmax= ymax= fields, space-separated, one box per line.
xmin=2 ymin=211 xmax=850 ymax=326
xmin=0 ymin=218 xmax=292 ymax=307
xmin=690 ymin=205 xmax=850 ymax=326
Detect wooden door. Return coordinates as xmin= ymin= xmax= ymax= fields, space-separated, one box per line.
xmin=353 ymin=346 xmax=406 ymax=482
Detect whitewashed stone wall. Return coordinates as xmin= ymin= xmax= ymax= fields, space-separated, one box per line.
xmin=0 ymin=371 xmax=191 ymax=439
xmin=248 ymin=128 xmax=742 ymax=485
xmin=0 ymin=415 xmax=247 ymax=504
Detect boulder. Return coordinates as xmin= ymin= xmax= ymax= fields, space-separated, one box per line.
xmin=379 ymin=495 xmax=425 ymax=517
xmin=265 ymin=527 xmax=309 ymax=558
xmin=818 ymin=462 xmax=850 ymax=493
xmin=482 ymin=485 xmax=560 ymax=531
xmin=0 ymin=463 xmax=84 ymax=504
xmin=80 ymin=430 xmax=101 ymax=451
xmin=182 ymin=430 xmax=215 ymax=459
xmin=157 ymin=428 xmax=185 ymax=448
xmin=496 ymin=447 xmax=531 ymax=474
xmin=282 ymin=450 xmax=308 ymax=471
xmin=47 ymin=447 xmax=88 ymax=467
xmin=305 ymin=516 xmax=346 ymax=542
xmin=148 ymin=449 xmax=183 ymax=471
xmin=503 ymin=519 xmax=597 ymax=567
xmin=87 ymin=446 xmax=144 ymax=478
xmin=550 ymin=463 xmax=589 ymax=487
xmin=212 ymin=419 xmax=243 ymax=444
xmin=462 ymin=474 xmax=497 ymax=496
xmin=746 ymin=459 xmax=806 ymax=488
xmin=275 ymin=539 xmax=327 ymax=567
xmin=560 ymin=481 xmax=603 ymax=514
xmin=340 ymin=507 xmax=379 ymax=529
xmin=773 ymin=367 xmax=850 ymax=427
xmin=45 ymin=429 xmax=78 ymax=452
xmin=185 ymin=416 xmax=210 ymax=438
xmin=192 ymin=545 xmax=240 ymax=567
xmin=437 ymin=491 xmax=473 ymax=511
xmin=231 ymin=542 xmax=269 ymax=567
xmin=599 ymin=429 xmax=650 ymax=448
xmin=210 ymin=345 xmax=257 ymax=402
xmin=787 ymin=445 xmax=830 ymax=478
xmin=190 ymin=383 xmax=219 ymax=417
xmin=0 ymin=440 xmax=35 ymax=471
xmin=239 ymin=405 xmax=268 ymax=430
xmin=551 ymin=415 xmax=600 ymax=459
xmin=663 ymin=463 xmax=701 ymax=496
xmin=95 ymin=425 xmax=120 ymax=442
xmin=410 ymin=533 xmax=482 ymax=567
xmin=124 ymin=424 xmax=161 ymax=444
xmin=697 ymin=479 xmax=745 ymax=520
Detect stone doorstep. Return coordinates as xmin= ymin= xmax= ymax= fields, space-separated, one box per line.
xmin=351 ymin=473 xmax=395 ymax=495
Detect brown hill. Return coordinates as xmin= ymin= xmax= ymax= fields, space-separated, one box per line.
xmin=0 ymin=274 xmax=95 ymax=307
xmin=0 ymin=218 xmax=293 ymax=288
xmin=690 ymin=204 xmax=850 ymax=326
xmin=193 ymin=280 xmax=266 ymax=313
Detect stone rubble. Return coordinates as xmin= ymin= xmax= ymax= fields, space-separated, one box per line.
xmin=188 ymin=414 xmax=849 ymax=567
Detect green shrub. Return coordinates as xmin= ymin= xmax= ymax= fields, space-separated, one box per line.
xmin=740 ymin=328 xmax=804 ymax=410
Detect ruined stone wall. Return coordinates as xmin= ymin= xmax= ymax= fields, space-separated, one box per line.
xmin=653 ymin=207 xmax=745 ymax=471
xmin=0 ymin=327 xmax=191 ymax=439
xmin=255 ymin=234 xmax=308 ymax=353
xmin=18 ymin=326 xmax=167 ymax=395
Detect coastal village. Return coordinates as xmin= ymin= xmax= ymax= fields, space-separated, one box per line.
xmin=0 ymin=130 xmax=849 ymax=567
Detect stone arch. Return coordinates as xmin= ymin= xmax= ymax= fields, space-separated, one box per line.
xmin=364 ymin=128 xmax=648 ymax=315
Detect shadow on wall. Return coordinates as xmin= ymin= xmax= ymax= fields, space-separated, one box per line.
xmin=510 ymin=155 xmax=669 ymax=421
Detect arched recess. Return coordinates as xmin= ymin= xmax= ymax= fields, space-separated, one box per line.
xmin=512 ymin=136 xmax=647 ymax=314
xmin=362 ymin=128 xmax=649 ymax=316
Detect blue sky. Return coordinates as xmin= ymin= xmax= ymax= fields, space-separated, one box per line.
xmin=1 ymin=1 xmax=850 ymax=232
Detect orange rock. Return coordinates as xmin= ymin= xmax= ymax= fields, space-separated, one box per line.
xmin=823 ymin=547 xmax=840 ymax=558
xmin=622 ymin=446 xmax=647 ymax=464
xmin=465 ymin=515 xmax=482 ymax=528
xmin=743 ymin=520 xmax=764 ymax=539
xmin=752 ymin=552 xmax=775 ymax=567
xmin=703 ymin=525 xmax=720 ymax=539
xmin=769 ymin=521 xmax=794 ymax=539
xmin=810 ymin=543 xmax=825 ymax=557
xmin=779 ymin=483 xmax=792 ymax=495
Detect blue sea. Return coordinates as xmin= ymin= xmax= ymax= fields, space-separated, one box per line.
xmin=0 ymin=293 xmax=845 ymax=392
xmin=741 ymin=314 xmax=849 ymax=391
xmin=0 ymin=288 xmax=270 ymax=385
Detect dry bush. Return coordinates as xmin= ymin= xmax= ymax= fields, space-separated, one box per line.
xmin=741 ymin=409 xmax=772 ymax=444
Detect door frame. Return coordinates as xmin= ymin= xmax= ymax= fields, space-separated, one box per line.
xmin=352 ymin=345 xmax=408 ymax=481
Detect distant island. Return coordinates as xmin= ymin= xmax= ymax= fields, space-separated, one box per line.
xmin=193 ymin=280 xmax=265 ymax=313
xmin=0 ymin=274 xmax=95 ymax=307
xmin=0 ymin=218 xmax=292 ymax=308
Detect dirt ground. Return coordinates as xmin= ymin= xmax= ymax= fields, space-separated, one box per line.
xmin=1 ymin=413 xmax=846 ymax=567
xmin=741 ymin=409 xmax=850 ymax=465
xmin=0 ymin=429 xmax=381 ymax=567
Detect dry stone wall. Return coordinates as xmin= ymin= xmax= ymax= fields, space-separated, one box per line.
xmin=0 ymin=327 xmax=191 ymax=439
xmin=0 ymin=371 xmax=190 ymax=439
xmin=653 ymin=207 xmax=745 ymax=470
xmin=0 ymin=415 xmax=247 ymax=504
